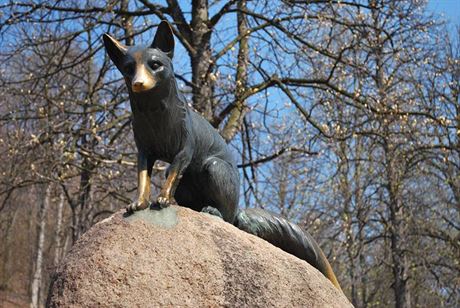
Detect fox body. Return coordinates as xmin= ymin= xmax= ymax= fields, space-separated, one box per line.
xmin=103 ymin=21 xmax=341 ymax=290
xmin=103 ymin=22 xmax=238 ymax=222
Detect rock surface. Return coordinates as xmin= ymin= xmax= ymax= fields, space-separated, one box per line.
xmin=47 ymin=205 xmax=352 ymax=307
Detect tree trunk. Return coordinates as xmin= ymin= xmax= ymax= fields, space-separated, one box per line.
xmin=221 ymin=0 xmax=249 ymax=142
xmin=385 ymin=141 xmax=410 ymax=308
xmin=30 ymin=184 xmax=51 ymax=308
xmin=370 ymin=1 xmax=411 ymax=304
xmin=389 ymin=197 xmax=410 ymax=308
xmin=190 ymin=0 xmax=214 ymax=120
xmin=53 ymin=191 xmax=65 ymax=267
xmin=0 ymin=208 xmax=19 ymax=290
xmin=72 ymin=159 xmax=93 ymax=243
xmin=121 ymin=0 xmax=134 ymax=45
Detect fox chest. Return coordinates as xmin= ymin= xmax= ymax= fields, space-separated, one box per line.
xmin=131 ymin=113 xmax=185 ymax=163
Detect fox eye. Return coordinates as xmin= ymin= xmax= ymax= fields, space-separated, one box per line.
xmin=148 ymin=60 xmax=162 ymax=70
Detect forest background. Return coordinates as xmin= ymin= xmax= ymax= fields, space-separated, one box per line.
xmin=0 ymin=1 xmax=459 ymax=307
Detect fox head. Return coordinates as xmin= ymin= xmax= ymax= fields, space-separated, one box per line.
xmin=103 ymin=20 xmax=175 ymax=93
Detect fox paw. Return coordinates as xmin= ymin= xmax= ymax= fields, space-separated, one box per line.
xmin=156 ymin=196 xmax=172 ymax=209
xmin=201 ymin=206 xmax=223 ymax=219
xmin=126 ymin=199 xmax=149 ymax=214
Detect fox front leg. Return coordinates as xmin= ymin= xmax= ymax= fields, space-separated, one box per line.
xmin=156 ymin=145 xmax=193 ymax=208
xmin=156 ymin=169 xmax=178 ymax=208
xmin=127 ymin=151 xmax=154 ymax=213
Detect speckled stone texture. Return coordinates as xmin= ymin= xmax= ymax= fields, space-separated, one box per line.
xmin=47 ymin=206 xmax=352 ymax=308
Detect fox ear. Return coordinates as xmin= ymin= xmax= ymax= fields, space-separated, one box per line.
xmin=151 ymin=20 xmax=175 ymax=59
xmin=103 ymin=33 xmax=128 ymax=68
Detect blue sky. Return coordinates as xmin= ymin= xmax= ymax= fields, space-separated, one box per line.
xmin=427 ymin=0 xmax=460 ymax=26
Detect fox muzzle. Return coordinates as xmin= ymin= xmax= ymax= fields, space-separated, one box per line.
xmin=132 ymin=65 xmax=156 ymax=92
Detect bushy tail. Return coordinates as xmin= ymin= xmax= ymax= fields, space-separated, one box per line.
xmin=234 ymin=208 xmax=342 ymax=291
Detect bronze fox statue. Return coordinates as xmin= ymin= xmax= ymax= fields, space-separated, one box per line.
xmin=103 ymin=21 xmax=341 ymax=290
